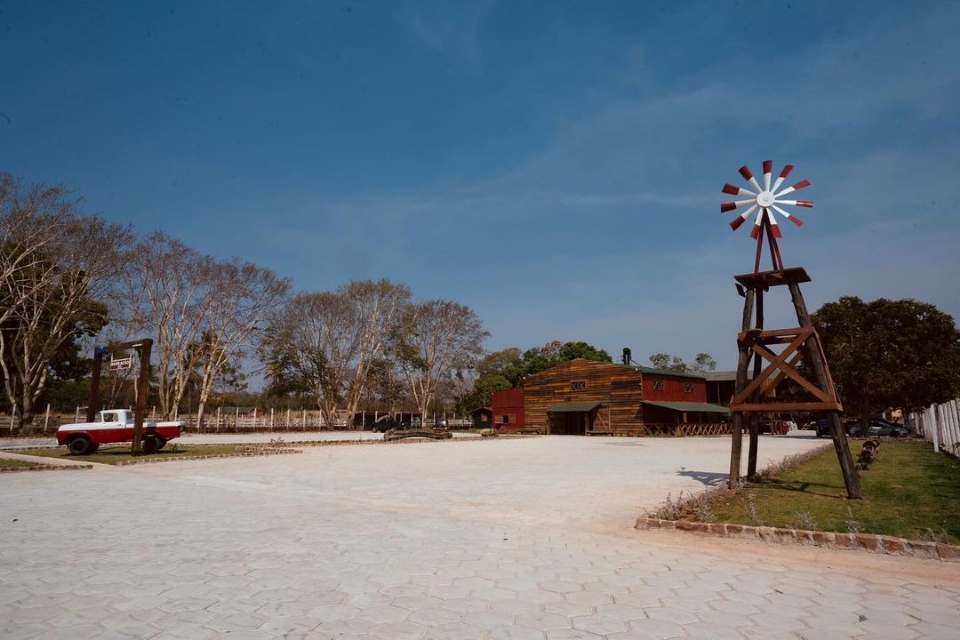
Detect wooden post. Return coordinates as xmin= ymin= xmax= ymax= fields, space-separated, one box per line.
xmin=131 ymin=339 xmax=152 ymax=456
xmin=729 ymin=288 xmax=755 ymax=487
xmin=747 ymin=289 xmax=764 ymax=480
xmin=787 ymin=282 xmax=861 ymax=499
xmin=86 ymin=348 xmax=104 ymax=422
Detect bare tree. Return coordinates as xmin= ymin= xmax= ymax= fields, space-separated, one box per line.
xmin=0 ymin=175 xmax=132 ymax=427
xmin=259 ymin=280 xmax=409 ymax=428
xmin=122 ymin=232 xmax=213 ymax=419
xmin=191 ymin=259 xmax=290 ymax=428
xmin=0 ymin=174 xmax=80 ymax=329
xmin=342 ymin=280 xmax=410 ymax=426
xmin=394 ymin=300 xmax=488 ymax=422
xmin=260 ymin=291 xmax=359 ymax=428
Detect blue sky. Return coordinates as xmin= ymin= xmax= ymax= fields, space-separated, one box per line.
xmin=3 ymin=1 xmax=959 ymax=370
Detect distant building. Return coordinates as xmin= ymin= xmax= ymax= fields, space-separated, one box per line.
xmin=470 ymin=407 xmax=493 ymax=429
xmin=492 ymin=358 xmax=729 ymax=436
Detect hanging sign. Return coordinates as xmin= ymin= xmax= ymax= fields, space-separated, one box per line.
xmin=110 ymin=356 xmax=132 ymax=371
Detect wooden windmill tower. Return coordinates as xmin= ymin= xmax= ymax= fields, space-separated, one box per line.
xmin=721 ymin=160 xmax=861 ymax=499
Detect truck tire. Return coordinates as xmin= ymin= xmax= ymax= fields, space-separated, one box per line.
xmin=142 ymin=434 xmax=162 ymax=454
xmin=67 ymin=436 xmax=94 ymax=456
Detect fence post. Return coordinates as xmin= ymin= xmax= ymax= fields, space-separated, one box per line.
xmin=931 ymin=404 xmax=941 ymax=453
xmin=948 ymin=400 xmax=959 ymax=453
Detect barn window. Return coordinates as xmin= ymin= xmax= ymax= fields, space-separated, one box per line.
xmin=653 ymin=380 xmax=664 ymax=391
xmin=501 ymin=415 xmax=513 ymax=424
xmin=684 ymin=382 xmax=695 ymax=394
xmin=570 ymin=380 xmax=587 ymax=391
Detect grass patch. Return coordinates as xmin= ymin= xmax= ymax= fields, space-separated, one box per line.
xmin=15 ymin=443 xmax=258 ymax=465
xmin=684 ymin=439 xmax=960 ymax=544
xmin=0 ymin=457 xmax=41 ymax=470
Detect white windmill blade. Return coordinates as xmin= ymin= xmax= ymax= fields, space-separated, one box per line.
xmin=772 ymin=204 xmax=804 ymax=227
xmin=749 ymin=207 xmax=766 ymax=239
xmin=762 ymin=160 xmax=772 ymax=192
xmin=774 ymin=178 xmax=811 ymax=198
xmin=738 ymin=165 xmax=763 ymax=193
xmin=774 ymin=199 xmax=813 ymax=208
xmin=728 ymin=203 xmax=758 ymax=231
xmin=771 ymin=164 xmax=794 ymax=193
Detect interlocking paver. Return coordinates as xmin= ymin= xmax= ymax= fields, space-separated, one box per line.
xmin=2 ymin=435 xmax=958 ymax=640
xmin=369 ymin=619 xmax=428 ymax=640
xmin=624 ymin=616 xmax=687 ymax=638
xmin=462 ymin=608 xmax=518 ymax=628
xmin=488 ymin=625 xmax=547 ymax=640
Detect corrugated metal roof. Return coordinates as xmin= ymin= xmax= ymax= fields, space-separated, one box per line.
xmin=641 ymin=400 xmax=730 ymax=414
xmin=545 ymin=401 xmax=601 ymax=413
xmin=627 ymin=365 xmax=706 ymax=380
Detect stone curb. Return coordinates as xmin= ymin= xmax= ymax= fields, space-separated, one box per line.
xmin=114 ymin=448 xmax=303 ymax=465
xmin=0 ymin=463 xmax=94 ymax=473
xmin=635 ymin=516 xmax=960 ymax=562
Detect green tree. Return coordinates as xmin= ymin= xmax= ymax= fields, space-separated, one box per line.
xmin=557 ymin=341 xmax=613 ymax=363
xmin=454 ymin=348 xmax=521 ymax=413
xmin=456 ymin=341 xmax=613 ymax=412
xmin=647 ymin=352 xmax=716 ymax=372
xmin=812 ymin=296 xmax=960 ymax=420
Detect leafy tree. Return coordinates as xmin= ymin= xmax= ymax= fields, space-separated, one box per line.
xmin=812 ymin=296 xmax=960 ymax=420
xmin=557 ymin=341 xmax=612 ymax=363
xmin=647 ymin=352 xmax=717 ymax=373
xmin=456 ymin=341 xmax=614 ymax=412
xmin=693 ymin=353 xmax=718 ymax=372
xmin=453 ymin=348 xmax=520 ymax=413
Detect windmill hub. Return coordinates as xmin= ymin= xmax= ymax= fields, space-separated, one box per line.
xmin=757 ymin=191 xmax=775 ymax=207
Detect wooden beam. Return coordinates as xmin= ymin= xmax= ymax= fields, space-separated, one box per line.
xmin=730 ymin=401 xmax=843 ymax=412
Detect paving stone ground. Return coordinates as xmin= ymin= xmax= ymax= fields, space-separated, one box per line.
xmin=2 ymin=434 xmax=958 ymax=639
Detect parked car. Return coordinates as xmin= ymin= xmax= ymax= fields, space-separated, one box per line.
xmin=370 ymin=417 xmax=398 ymax=433
xmin=842 ymin=420 xmax=864 ymax=437
xmin=815 ymin=419 xmax=862 ymax=438
xmin=864 ymin=419 xmax=910 ymax=437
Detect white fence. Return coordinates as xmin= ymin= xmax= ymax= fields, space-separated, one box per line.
xmin=4 ymin=406 xmax=475 ymax=434
xmin=184 ymin=409 xmax=474 ymax=432
xmin=909 ymin=399 xmax=960 ymax=455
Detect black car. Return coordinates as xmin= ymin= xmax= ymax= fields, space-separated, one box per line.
xmin=370 ymin=417 xmax=398 ymax=433
xmin=815 ymin=419 xmax=862 ymax=438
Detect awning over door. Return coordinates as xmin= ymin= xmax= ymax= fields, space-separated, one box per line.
xmin=641 ymin=401 xmax=730 ymax=414
xmin=546 ymin=401 xmax=601 ymax=413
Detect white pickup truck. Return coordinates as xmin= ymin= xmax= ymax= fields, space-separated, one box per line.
xmin=57 ymin=409 xmax=184 ymax=455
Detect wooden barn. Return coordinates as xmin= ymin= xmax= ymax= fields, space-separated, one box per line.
xmin=492 ymin=387 xmax=525 ymax=432
xmin=492 ymin=358 xmax=730 ymax=436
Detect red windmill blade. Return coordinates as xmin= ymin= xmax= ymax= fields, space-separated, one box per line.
xmin=719 ymin=159 xmax=814 ymax=272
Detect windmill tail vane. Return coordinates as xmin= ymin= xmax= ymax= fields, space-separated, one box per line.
xmin=720 ymin=159 xmax=813 ymax=273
